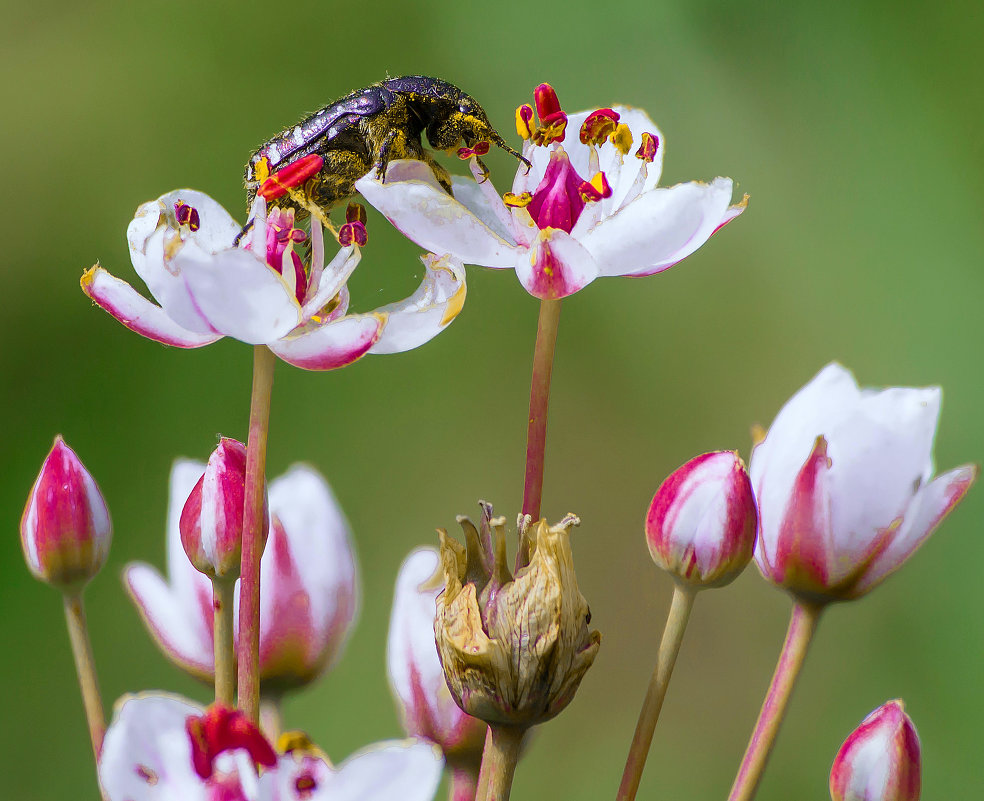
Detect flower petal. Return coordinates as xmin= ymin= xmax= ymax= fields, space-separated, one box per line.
xmin=854 ymin=464 xmax=978 ymax=595
xmin=580 ymin=178 xmax=738 ymax=277
xmin=317 ymin=741 xmax=443 ymax=801
xmin=369 ymin=255 xmax=467 ymax=354
xmin=82 ymin=266 xmax=224 ymax=347
xmin=301 ymin=246 xmax=361 ymax=320
xmin=516 ymin=228 xmax=599 ymax=299
xmin=356 ymin=160 xmax=521 ymax=267
xmin=451 ymin=174 xmax=516 ymax=244
xmin=269 ymin=314 xmax=383 ymax=370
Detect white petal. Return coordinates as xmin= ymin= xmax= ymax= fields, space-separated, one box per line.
xmin=356 ymin=160 xmax=521 ymax=267
xmin=516 ymin=229 xmax=599 ymax=299
xmin=451 ymin=174 xmax=515 ymax=244
xmin=315 ymin=741 xmax=443 ymax=801
xmin=99 ymin=693 xmax=205 ymax=801
xmin=301 ymin=246 xmax=361 ymax=319
xmin=579 ymin=178 xmax=736 ymax=277
xmin=269 ymin=313 xmax=383 ymax=370
xmin=82 ymin=267 xmax=223 ymax=347
xmin=369 ymin=255 xmax=467 ymax=354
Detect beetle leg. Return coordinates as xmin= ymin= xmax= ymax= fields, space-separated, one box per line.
xmin=419 ymin=150 xmax=453 ymax=195
xmin=233 ymin=218 xmax=255 ymax=247
xmin=472 ymin=156 xmax=490 ymax=184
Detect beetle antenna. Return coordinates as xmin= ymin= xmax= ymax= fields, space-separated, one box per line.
xmin=491 ymin=134 xmax=532 ymax=174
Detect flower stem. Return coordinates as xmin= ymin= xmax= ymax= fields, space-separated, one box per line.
xmin=476 ymin=724 xmax=525 ymax=801
xmin=449 ymin=761 xmax=481 ymax=801
xmin=212 ymin=576 xmax=236 ymax=706
xmin=237 ymin=344 xmax=276 ymax=722
xmin=62 ymin=591 xmax=105 ymax=761
xmin=260 ymin=697 xmax=283 ymax=743
xmin=616 ymin=583 xmax=697 ymax=801
xmin=727 ymin=601 xmax=823 ymax=801
xmin=522 ymin=298 xmax=562 ymax=521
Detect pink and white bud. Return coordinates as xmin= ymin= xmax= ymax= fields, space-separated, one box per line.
xmin=387 ymin=548 xmax=486 ymax=765
xmin=751 ymin=363 xmax=977 ymax=603
xmin=830 ymin=700 xmax=920 ymax=801
xmin=179 ymin=438 xmax=264 ymax=580
xmin=21 ymin=436 xmax=112 ymax=591
xmin=645 ymin=451 xmax=756 ymax=588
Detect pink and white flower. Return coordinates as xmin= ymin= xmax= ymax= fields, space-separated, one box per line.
xmin=356 ymin=83 xmax=746 ymax=300
xmin=125 ymin=461 xmax=358 ymax=692
xmin=829 ymin=700 xmax=920 ymax=801
xmin=645 ymin=450 xmax=757 ymax=588
xmin=751 ymin=363 xmax=977 ymax=602
xmin=98 ymin=694 xmax=443 ymax=801
xmin=387 ymin=548 xmax=486 ymax=793
xmin=21 ymin=436 xmax=112 ymax=591
xmin=82 ymin=190 xmax=466 ymax=369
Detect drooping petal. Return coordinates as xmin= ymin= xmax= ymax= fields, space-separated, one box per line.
xmin=369 ymin=255 xmax=467 ymax=355
xmin=82 ymin=267 xmax=224 ymax=347
xmin=854 ymin=464 xmax=978 ymax=596
xmin=300 ymin=246 xmax=361 ymax=320
xmin=579 ymin=178 xmax=738 ymax=277
xmin=356 ymin=161 xmax=521 ymax=268
xmin=516 ymin=228 xmax=599 ymax=299
xmin=269 ymin=313 xmax=384 ymax=370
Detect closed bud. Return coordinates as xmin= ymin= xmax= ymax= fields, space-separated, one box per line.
xmin=179 ymin=438 xmax=265 ymax=580
xmin=434 ymin=502 xmax=600 ymax=728
xmin=830 ymin=700 xmax=920 ymax=801
xmin=21 ymin=436 xmax=112 ymax=591
xmin=645 ymin=451 xmax=757 ymax=588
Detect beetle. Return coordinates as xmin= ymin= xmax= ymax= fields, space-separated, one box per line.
xmin=244 ymin=75 xmax=530 ymax=226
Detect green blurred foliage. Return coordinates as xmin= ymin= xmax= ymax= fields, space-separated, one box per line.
xmin=2 ymin=0 xmax=982 ymax=798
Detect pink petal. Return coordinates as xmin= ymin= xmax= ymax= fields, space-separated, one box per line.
xmin=269 ymin=314 xmax=383 ymax=371
xmin=82 ymin=267 xmax=223 ymax=348
xmin=516 ymin=228 xmax=599 ymax=299
xmin=369 ymin=255 xmax=467 ymax=355
xmin=580 ymin=178 xmax=738 ymax=277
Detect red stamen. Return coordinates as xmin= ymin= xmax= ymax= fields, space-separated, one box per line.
xmin=579 ymin=109 xmax=620 ymax=146
xmin=635 ymin=132 xmax=659 ymax=163
xmin=532 ymin=83 xmax=567 ymax=145
xmin=174 ymin=201 xmax=200 ymax=232
xmin=345 ymin=203 xmax=367 ymax=225
xmin=185 ymin=705 xmax=277 ymax=780
xmin=579 ymin=171 xmax=613 ymax=202
xmin=338 ymin=221 xmax=368 ymax=247
xmin=457 ymin=141 xmax=491 ymax=159
xmin=257 ymin=154 xmax=325 ymax=200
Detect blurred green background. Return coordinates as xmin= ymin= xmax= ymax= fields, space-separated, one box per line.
xmin=2 ymin=0 xmax=982 ymax=798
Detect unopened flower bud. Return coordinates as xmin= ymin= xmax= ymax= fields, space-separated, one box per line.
xmin=21 ymin=436 xmax=112 ymax=591
xmin=180 ymin=438 xmax=265 ymax=580
xmin=830 ymin=700 xmax=920 ymax=801
xmin=645 ymin=451 xmax=757 ymax=588
xmin=434 ymin=502 xmax=600 ymax=728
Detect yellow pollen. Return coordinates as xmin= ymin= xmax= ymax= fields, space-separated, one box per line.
xmin=503 ymin=191 xmax=533 ymax=208
xmin=610 ymin=124 xmax=633 ymax=156
xmin=255 ymin=157 xmax=271 ymax=183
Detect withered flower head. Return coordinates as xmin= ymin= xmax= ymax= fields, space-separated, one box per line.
xmin=434 ymin=502 xmax=601 ymax=728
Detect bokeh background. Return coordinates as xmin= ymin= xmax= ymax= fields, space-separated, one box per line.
xmin=2 ymin=1 xmax=982 ymax=798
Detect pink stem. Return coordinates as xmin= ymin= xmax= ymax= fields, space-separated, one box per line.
xmin=522 ymin=298 xmax=562 ymax=521
xmin=237 ymin=345 xmax=276 ymax=721
xmin=449 ymin=761 xmax=481 ymax=801
xmin=728 ymin=601 xmax=823 ymax=801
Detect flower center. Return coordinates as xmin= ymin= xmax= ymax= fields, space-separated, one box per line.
xmin=515 ymin=147 xmax=612 ymax=234
xmin=185 ymin=704 xmax=278 ymax=781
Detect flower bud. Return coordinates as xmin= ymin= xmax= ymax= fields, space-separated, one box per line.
xmin=179 ymin=438 xmax=265 ymax=580
xmin=21 ymin=436 xmax=112 ymax=591
xmin=434 ymin=502 xmax=601 ymax=728
xmin=830 ymin=700 xmax=920 ymax=801
xmin=645 ymin=451 xmax=757 ymax=588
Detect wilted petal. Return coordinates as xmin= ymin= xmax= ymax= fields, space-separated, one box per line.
xmin=269 ymin=314 xmax=383 ymax=371
xmin=81 ymin=267 xmax=224 ymax=347
xmin=516 ymin=228 xmax=599 ymax=299
xmin=580 ymin=178 xmax=738 ymax=277
xmin=369 ymin=255 xmax=467 ymax=355
xmin=356 ymin=161 xmax=521 ymax=268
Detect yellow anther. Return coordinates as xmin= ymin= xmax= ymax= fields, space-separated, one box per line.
xmin=610 ymin=124 xmax=633 ymax=156
xmin=503 ymin=191 xmax=533 ymax=208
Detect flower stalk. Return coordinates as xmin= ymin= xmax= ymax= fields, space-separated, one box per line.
xmin=728 ymin=601 xmax=823 ymax=801
xmin=616 ymin=583 xmax=697 ymax=801
xmin=237 ymin=344 xmax=276 ymax=721
xmin=476 ymin=724 xmax=525 ymax=801
xmin=212 ymin=576 xmax=236 ymax=706
xmin=522 ymin=298 xmax=562 ymax=520
xmin=62 ymin=591 xmax=106 ymax=760
xmin=449 ymin=763 xmax=482 ymax=801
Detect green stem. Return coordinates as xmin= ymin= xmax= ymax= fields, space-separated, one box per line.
xmin=727 ymin=601 xmax=823 ymax=801
xmin=522 ymin=298 xmax=562 ymax=521
xmin=616 ymin=583 xmax=697 ymax=801
xmin=62 ymin=591 xmax=105 ymax=761
xmin=212 ymin=576 xmax=236 ymax=706
xmin=237 ymin=344 xmax=276 ymax=722
xmin=476 ymin=724 xmax=526 ymax=801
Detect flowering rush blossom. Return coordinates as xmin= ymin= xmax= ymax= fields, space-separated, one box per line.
xmin=356 ymin=83 xmax=746 ymax=299
xmin=81 ymin=189 xmax=466 ymax=369
xmin=751 ymin=362 xmax=977 ymax=603
xmin=829 ymin=700 xmax=920 ymax=801
xmin=125 ymin=460 xmax=358 ymax=692
xmin=645 ymin=450 xmax=757 ymax=588
xmin=21 ymin=436 xmax=112 ymax=591
xmin=387 ymin=548 xmax=486 ymax=763
xmin=98 ymin=693 xmax=443 ymax=801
